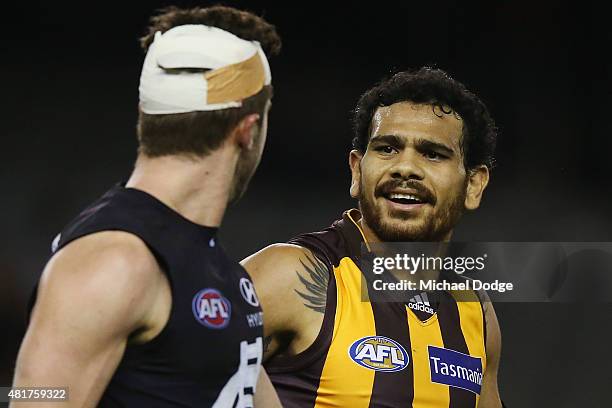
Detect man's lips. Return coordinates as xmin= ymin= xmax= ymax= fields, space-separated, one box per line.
xmin=377 ymin=188 xmax=434 ymax=213
xmin=374 ymin=181 xmax=436 ymax=212
xmin=382 ymin=195 xmax=428 ymax=212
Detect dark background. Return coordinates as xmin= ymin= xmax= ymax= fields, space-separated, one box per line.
xmin=2 ymin=1 xmax=610 ymax=406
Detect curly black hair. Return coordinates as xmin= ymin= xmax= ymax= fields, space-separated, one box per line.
xmin=352 ymin=67 xmax=497 ymax=170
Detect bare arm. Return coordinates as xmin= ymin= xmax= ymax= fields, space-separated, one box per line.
xmin=479 ymin=294 xmax=503 ymax=408
xmin=254 ymin=369 xmax=281 ymax=408
xmin=11 ymin=231 xmax=164 ymax=407
xmin=241 ymin=244 xmax=329 ymax=361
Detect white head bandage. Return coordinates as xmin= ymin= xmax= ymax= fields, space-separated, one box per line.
xmin=139 ymin=24 xmax=272 ymax=114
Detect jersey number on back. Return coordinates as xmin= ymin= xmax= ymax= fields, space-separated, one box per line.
xmin=212 ymin=337 xmax=263 ymax=408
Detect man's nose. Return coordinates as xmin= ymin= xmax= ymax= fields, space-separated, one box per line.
xmin=389 ymin=149 xmax=425 ymax=181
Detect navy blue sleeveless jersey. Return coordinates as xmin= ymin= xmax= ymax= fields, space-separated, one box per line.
xmin=32 ymin=184 xmax=264 ymax=407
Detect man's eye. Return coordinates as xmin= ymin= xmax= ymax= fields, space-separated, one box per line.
xmin=424 ymin=151 xmax=443 ymax=160
xmin=376 ymin=145 xmax=396 ymax=154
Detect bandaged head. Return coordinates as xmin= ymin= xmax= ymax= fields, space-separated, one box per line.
xmin=139 ymin=24 xmax=272 ymax=115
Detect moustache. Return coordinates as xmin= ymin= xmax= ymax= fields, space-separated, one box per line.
xmin=375 ymin=179 xmax=436 ymax=205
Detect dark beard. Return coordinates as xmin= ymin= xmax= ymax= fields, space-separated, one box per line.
xmin=359 ymin=179 xmax=466 ymax=242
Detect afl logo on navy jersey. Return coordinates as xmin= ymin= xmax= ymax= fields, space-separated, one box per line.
xmin=348 ymin=336 xmax=409 ymax=372
xmin=239 ymin=278 xmax=260 ymax=307
xmin=192 ymin=288 xmax=231 ymax=329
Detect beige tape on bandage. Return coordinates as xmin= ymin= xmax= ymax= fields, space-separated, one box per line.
xmin=139 ymin=24 xmax=272 ymax=114
xmin=204 ymin=52 xmax=266 ymax=105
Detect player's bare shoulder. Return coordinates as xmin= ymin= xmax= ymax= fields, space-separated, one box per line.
xmin=241 ymin=243 xmax=331 ymax=357
xmin=242 ymin=243 xmax=330 ymax=315
xmin=43 ymin=231 xmax=160 ymax=291
xmin=36 ymin=231 xmax=170 ymax=342
xmin=241 ymin=244 xmax=313 ymax=296
xmin=14 ymin=231 xmax=171 ymax=402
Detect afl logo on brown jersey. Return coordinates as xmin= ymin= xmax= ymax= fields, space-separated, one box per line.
xmin=348 ymin=336 xmax=409 ymax=372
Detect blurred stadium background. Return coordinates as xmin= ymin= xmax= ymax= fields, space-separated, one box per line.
xmin=2 ymin=1 xmax=610 ymax=406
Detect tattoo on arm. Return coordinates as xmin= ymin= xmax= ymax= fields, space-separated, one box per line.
xmin=294 ymin=254 xmax=330 ymax=314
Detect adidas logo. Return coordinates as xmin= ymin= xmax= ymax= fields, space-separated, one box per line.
xmin=407 ymin=292 xmax=435 ymax=315
xmin=409 ymin=292 xmax=430 ymax=306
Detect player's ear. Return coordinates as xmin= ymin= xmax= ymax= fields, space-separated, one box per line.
xmin=233 ymin=113 xmax=261 ymax=150
xmin=464 ymin=165 xmax=490 ymax=210
xmin=349 ymin=150 xmax=363 ymax=198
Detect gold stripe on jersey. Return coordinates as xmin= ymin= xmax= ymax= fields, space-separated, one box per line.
xmin=452 ymin=291 xmax=487 ymax=406
xmin=407 ymin=309 xmax=450 ymax=407
xmin=314 ymin=257 xmax=376 ymax=408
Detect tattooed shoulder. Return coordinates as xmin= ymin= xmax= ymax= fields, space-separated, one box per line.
xmin=294 ymin=253 xmax=330 ymax=314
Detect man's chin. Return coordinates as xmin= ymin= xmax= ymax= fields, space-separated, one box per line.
xmin=386 ymin=228 xmax=429 ymax=242
xmin=371 ymin=218 xmax=432 ymax=242
xmin=386 ymin=209 xmax=426 ymax=221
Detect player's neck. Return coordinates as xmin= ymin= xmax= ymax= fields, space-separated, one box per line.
xmin=126 ymin=148 xmax=239 ymax=228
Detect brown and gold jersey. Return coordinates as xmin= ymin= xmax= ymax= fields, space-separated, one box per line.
xmin=266 ymin=209 xmax=487 ymax=408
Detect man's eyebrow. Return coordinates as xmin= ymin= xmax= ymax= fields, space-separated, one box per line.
xmin=369 ymin=135 xmax=456 ymax=156
xmin=414 ymin=138 xmax=455 ymax=156
xmin=369 ymin=134 xmax=406 ymax=148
